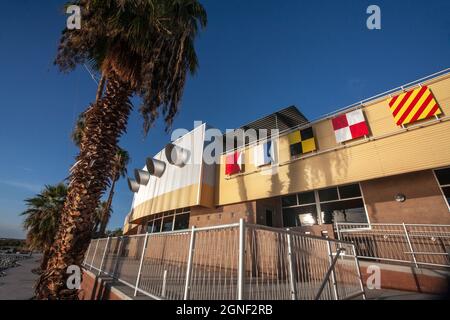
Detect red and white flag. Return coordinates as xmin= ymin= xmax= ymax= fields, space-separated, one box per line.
xmin=225 ymin=151 xmax=244 ymax=175
xmin=331 ymin=109 xmax=369 ymax=143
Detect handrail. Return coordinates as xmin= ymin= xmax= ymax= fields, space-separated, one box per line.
xmin=314 ymin=248 xmax=344 ymax=300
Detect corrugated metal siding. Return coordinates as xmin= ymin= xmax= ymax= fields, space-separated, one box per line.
xmin=217 ymin=74 xmax=450 ymax=206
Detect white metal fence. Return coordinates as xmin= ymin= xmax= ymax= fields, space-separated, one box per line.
xmin=83 ymin=220 xmax=365 ymax=300
xmin=336 ymin=223 xmax=450 ymax=268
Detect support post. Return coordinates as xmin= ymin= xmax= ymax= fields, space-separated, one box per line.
xmin=326 ymin=241 xmax=339 ymax=300
xmin=98 ymin=237 xmax=110 ymax=275
xmin=184 ymin=226 xmax=196 ymax=300
xmin=162 ymin=270 xmax=168 ymax=298
xmin=134 ymin=233 xmax=149 ymax=296
xmin=83 ymin=242 xmax=92 ymax=266
xmin=286 ymin=231 xmax=297 ymax=300
xmin=403 ymin=223 xmax=418 ymax=268
xmin=352 ymin=245 xmax=366 ymax=300
xmin=112 ymin=236 xmax=124 ymax=279
xmin=90 ymin=239 xmax=99 ymax=271
xmin=238 ymin=219 xmax=246 ymax=300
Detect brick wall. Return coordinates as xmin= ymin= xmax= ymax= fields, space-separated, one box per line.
xmin=361 ymin=170 xmax=450 ymax=224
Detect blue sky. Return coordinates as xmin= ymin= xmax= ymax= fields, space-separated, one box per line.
xmin=0 ymin=0 xmax=449 ymax=238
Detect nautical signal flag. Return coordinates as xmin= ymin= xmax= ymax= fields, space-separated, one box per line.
xmin=388 ymin=86 xmax=442 ymax=126
xmin=332 ymin=109 xmax=369 ymax=143
xmin=288 ymin=127 xmax=316 ymax=157
xmin=225 ymin=151 xmax=244 ymax=175
xmin=254 ymin=140 xmax=277 ymax=167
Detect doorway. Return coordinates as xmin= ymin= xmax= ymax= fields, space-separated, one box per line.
xmin=265 ymin=209 xmax=273 ymax=227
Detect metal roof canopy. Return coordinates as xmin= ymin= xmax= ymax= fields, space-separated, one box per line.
xmin=223 ymin=105 xmax=309 ymax=152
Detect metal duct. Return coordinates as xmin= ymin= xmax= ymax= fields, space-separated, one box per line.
xmin=135 ymin=169 xmax=151 ymax=185
xmin=165 ymin=143 xmax=190 ymax=167
xmin=127 ymin=178 xmax=140 ymax=193
xmin=146 ymin=158 xmax=166 ymax=178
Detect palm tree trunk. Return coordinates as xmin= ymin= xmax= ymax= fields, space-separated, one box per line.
xmin=99 ymin=176 xmax=117 ymax=237
xmin=95 ymin=73 xmax=106 ymax=102
xmin=40 ymin=247 xmax=51 ymax=271
xmin=35 ymin=71 xmax=132 ymax=299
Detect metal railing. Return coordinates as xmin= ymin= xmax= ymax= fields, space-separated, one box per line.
xmin=336 ymin=223 xmax=450 ymax=268
xmin=83 ymin=220 xmax=365 ymax=300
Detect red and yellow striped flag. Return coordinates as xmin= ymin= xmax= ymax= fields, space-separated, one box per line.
xmin=388 ymin=86 xmax=442 ymax=126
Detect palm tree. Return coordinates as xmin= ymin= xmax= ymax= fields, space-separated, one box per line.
xmin=36 ymin=0 xmax=207 ymax=299
xmin=98 ymin=148 xmax=130 ymax=237
xmin=72 ymin=115 xmax=130 ymax=238
xmin=21 ymin=184 xmax=67 ymax=271
xmin=92 ymin=201 xmax=112 ymax=237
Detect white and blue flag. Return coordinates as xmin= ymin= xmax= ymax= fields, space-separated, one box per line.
xmin=254 ymin=140 xmax=277 ymax=167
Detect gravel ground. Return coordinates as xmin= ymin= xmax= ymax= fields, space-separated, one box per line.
xmin=0 ymin=254 xmax=32 ymax=275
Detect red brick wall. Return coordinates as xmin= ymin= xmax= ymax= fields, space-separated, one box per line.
xmin=190 ymin=201 xmax=257 ymax=227
xmin=359 ymin=262 xmax=449 ymax=295
xmin=361 ymin=170 xmax=450 ymax=224
xmin=79 ymin=270 xmax=126 ymax=300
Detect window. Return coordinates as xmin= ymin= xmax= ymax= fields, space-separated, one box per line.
xmin=318 ymin=188 xmax=339 ymax=202
xmin=283 ymin=205 xmax=318 ymax=227
xmin=338 ymin=184 xmax=362 ymax=199
xmin=320 ymin=199 xmax=367 ymax=224
xmin=147 ymin=208 xmax=190 ymax=233
xmin=174 ymin=213 xmax=190 ymax=230
xmin=152 ymin=219 xmax=162 ymax=233
xmin=298 ymin=191 xmax=315 ymax=205
xmin=282 ymin=194 xmax=297 ymax=207
xmin=435 ymin=168 xmax=450 ymax=209
xmin=162 ymin=216 xmax=174 ymax=232
xmin=282 ymin=183 xmax=367 ymax=227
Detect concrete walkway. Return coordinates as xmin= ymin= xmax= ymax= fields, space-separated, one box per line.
xmin=366 ymin=288 xmax=447 ymax=300
xmin=0 ymin=254 xmax=41 ymax=300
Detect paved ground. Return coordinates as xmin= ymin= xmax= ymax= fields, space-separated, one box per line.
xmin=0 ymin=254 xmax=42 ymax=300
xmin=366 ymin=288 xmax=447 ymax=300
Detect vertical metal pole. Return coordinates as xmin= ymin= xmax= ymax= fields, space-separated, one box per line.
xmin=286 ymin=231 xmax=297 ymax=300
xmin=161 ymin=270 xmax=168 ymax=298
xmin=134 ymin=233 xmax=149 ymax=296
xmin=403 ymin=223 xmax=418 ymax=268
xmin=112 ymin=236 xmax=124 ymax=279
xmin=352 ymin=245 xmax=366 ymax=300
xmin=98 ymin=237 xmax=110 ymax=276
xmin=90 ymin=239 xmax=99 ymax=271
xmin=83 ymin=242 xmax=92 ymax=266
xmin=184 ymin=226 xmax=196 ymax=300
xmin=238 ymin=219 xmax=246 ymax=300
xmin=326 ymin=241 xmax=339 ymax=300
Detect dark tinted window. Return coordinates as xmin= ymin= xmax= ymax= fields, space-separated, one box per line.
xmin=162 ymin=216 xmax=174 ymax=232
xmin=320 ymin=199 xmax=366 ymax=224
xmin=152 ymin=219 xmax=162 ymax=233
xmin=282 ymin=194 xmax=297 ymax=207
xmin=338 ymin=184 xmax=361 ymax=199
xmin=442 ymin=186 xmax=450 ymax=206
xmin=298 ymin=191 xmax=315 ymax=205
xmin=318 ymin=188 xmax=339 ymax=202
xmin=282 ymin=205 xmax=318 ymax=227
xmin=174 ymin=213 xmax=190 ymax=230
xmin=435 ymin=168 xmax=450 ymax=186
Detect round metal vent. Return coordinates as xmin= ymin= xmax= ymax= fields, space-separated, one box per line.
xmin=134 ymin=169 xmax=151 ymax=185
xmin=146 ymin=158 xmax=166 ymax=178
xmin=127 ymin=178 xmax=140 ymax=193
xmin=165 ymin=143 xmax=190 ymax=167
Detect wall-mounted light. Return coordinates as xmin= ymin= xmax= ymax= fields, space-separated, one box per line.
xmin=135 ymin=169 xmax=151 ymax=185
xmin=395 ymin=193 xmax=406 ymax=203
xmin=146 ymin=157 xmax=166 ymax=178
xmin=165 ymin=143 xmax=190 ymax=167
xmin=127 ymin=178 xmax=140 ymax=193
